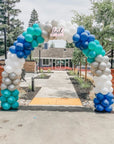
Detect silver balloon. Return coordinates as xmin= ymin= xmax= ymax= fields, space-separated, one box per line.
xmin=2 ymin=71 xmax=8 ymax=78
xmin=99 ymin=62 xmax=106 ymax=71
xmin=42 ymin=30 xmax=48 ymax=39
xmin=95 ymin=55 xmax=104 ymax=63
xmin=13 ymin=79 xmax=20 ymax=85
xmin=9 ymin=72 xmax=17 ymax=80
xmin=91 ymin=62 xmax=99 ymax=68
xmin=95 ymin=70 xmax=103 ymax=77
xmin=107 ymin=62 xmax=111 ymax=69
xmin=1 ymin=83 xmax=7 ymax=90
xmin=103 ymin=68 xmax=111 ymax=75
xmin=8 ymin=84 xmax=16 ymax=91
xmin=2 ymin=78 xmax=5 ymax=83
xmin=4 ymin=78 xmax=12 ymax=86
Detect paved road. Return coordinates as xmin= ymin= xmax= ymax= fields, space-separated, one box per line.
xmin=0 ymin=110 xmax=114 ymax=144
xmin=35 ymin=71 xmax=78 ymax=98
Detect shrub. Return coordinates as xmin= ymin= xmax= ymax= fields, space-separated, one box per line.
xmin=47 ymin=69 xmax=51 ymax=73
xmin=40 ymin=69 xmax=43 ymax=73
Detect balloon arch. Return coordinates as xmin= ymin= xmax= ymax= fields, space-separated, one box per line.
xmin=0 ymin=20 xmax=113 ymax=112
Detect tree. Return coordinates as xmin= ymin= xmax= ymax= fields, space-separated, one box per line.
xmin=0 ymin=0 xmax=24 ymax=55
xmin=29 ymin=9 xmax=39 ymax=27
xmin=66 ymin=41 xmax=75 ymax=48
xmin=72 ymin=48 xmax=84 ymax=77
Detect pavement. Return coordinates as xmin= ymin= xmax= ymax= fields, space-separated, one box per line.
xmin=0 ymin=110 xmax=114 ymax=144
xmin=28 ymin=71 xmax=82 ymax=106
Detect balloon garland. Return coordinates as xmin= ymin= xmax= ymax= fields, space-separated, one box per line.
xmin=72 ymin=26 xmax=114 ymax=112
xmin=0 ymin=21 xmax=113 ymax=112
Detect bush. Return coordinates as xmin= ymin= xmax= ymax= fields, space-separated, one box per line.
xmin=69 ymin=70 xmax=77 ymax=76
xmin=40 ymin=69 xmax=43 ymax=73
xmin=47 ymin=69 xmax=51 ymax=73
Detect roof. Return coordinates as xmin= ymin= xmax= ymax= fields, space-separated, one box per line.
xmin=32 ymin=47 xmax=74 ymax=59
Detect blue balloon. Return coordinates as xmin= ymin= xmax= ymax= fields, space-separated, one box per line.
xmin=17 ymin=35 xmax=25 ymax=43
xmin=24 ymin=49 xmax=31 ymax=56
xmin=12 ymin=101 xmax=19 ymax=109
xmin=82 ymin=41 xmax=88 ymax=49
xmin=105 ymin=105 xmax=112 ymax=112
xmin=96 ymin=104 xmax=104 ymax=112
xmin=31 ymin=47 xmax=34 ymax=51
xmin=24 ymin=55 xmax=28 ymax=59
xmin=16 ymin=43 xmax=24 ymax=51
xmin=101 ymin=99 xmax=109 ymax=107
xmin=13 ymin=40 xmax=18 ymax=46
xmin=12 ymin=89 xmax=19 ymax=97
xmin=109 ymin=99 xmax=114 ymax=105
xmin=75 ymin=41 xmax=81 ymax=48
xmin=77 ymin=26 xmax=85 ymax=35
xmin=88 ymin=35 xmax=95 ymax=42
xmin=94 ymin=98 xmax=100 ymax=104
xmin=2 ymin=102 xmax=11 ymax=110
xmin=85 ymin=30 xmax=90 ymax=35
xmin=96 ymin=93 xmax=104 ymax=101
xmin=24 ymin=41 xmax=31 ymax=50
xmin=80 ymin=32 xmax=88 ymax=42
xmin=0 ymin=96 xmax=7 ymax=102
xmin=105 ymin=93 xmax=113 ymax=100
xmin=16 ymin=51 xmax=24 ymax=58
xmin=72 ymin=34 xmax=80 ymax=42
xmin=9 ymin=46 xmax=16 ymax=54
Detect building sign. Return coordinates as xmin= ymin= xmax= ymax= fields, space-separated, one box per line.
xmin=50 ymin=27 xmax=64 ymax=37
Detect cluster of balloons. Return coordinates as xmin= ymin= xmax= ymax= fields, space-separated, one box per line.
xmin=0 ymin=89 xmax=19 ymax=110
xmin=39 ymin=19 xmax=77 ymax=43
xmin=0 ymin=23 xmax=45 ymax=110
xmin=94 ymin=93 xmax=114 ymax=112
xmin=72 ymin=26 xmax=113 ymax=112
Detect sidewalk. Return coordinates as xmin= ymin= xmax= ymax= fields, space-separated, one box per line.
xmin=29 ymin=71 xmax=82 ymax=106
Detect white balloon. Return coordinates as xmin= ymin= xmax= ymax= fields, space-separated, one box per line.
xmin=107 ymin=62 xmax=111 ymax=68
xmin=95 ymin=55 xmax=104 ymax=63
xmin=103 ymin=56 xmax=109 ymax=63
xmin=101 ymin=87 xmax=108 ymax=95
xmin=99 ymin=62 xmax=106 ymax=70
xmin=109 ymin=87 xmax=113 ymax=93
xmin=4 ymin=65 xmax=13 ymax=73
xmin=108 ymin=74 xmax=112 ymax=81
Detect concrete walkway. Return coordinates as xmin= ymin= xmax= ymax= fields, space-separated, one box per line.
xmin=29 ymin=71 xmax=82 ymax=106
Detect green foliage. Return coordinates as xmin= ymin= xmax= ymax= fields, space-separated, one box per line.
xmin=0 ymin=0 xmax=24 ymax=55
xmin=72 ymin=0 xmax=114 ymax=52
xmin=74 ymin=76 xmax=91 ymax=88
xmin=47 ymin=69 xmax=51 ymax=73
xmin=68 ymin=70 xmax=77 ymax=76
xmin=29 ymin=9 xmax=39 ymax=27
xmin=40 ymin=69 xmax=43 ymax=73
xmin=39 ymin=73 xmax=47 ymax=78
xmin=66 ymin=41 xmax=75 ymax=48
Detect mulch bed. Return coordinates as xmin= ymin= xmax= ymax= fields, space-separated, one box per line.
xmin=19 ymin=87 xmax=41 ymax=100
xmin=34 ymin=75 xmax=51 ymax=79
xmin=70 ymin=77 xmax=93 ymax=102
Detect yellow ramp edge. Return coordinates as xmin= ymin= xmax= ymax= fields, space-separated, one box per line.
xmin=29 ymin=97 xmax=82 ymax=106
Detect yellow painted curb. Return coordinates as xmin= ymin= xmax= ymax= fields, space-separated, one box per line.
xmin=29 ymin=97 xmax=82 ymax=106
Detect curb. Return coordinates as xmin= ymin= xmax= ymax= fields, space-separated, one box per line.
xmin=19 ymin=105 xmax=94 ymax=112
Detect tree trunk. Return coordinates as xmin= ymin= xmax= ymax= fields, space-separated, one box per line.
xmin=79 ymin=59 xmax=81 ymax=78
xmin=85 ymin=57 xmax=87 ymax=81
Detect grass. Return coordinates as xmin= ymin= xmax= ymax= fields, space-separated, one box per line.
xmin=74 ymin=75 xmax=91 ymax=89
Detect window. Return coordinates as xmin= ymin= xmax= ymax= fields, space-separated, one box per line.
xmin=43 ymin=59 xmax=49 ymax=65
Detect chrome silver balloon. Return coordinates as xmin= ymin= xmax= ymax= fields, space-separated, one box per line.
xmin=13 ymin=79 xmax=20 ymax=85
xmin=9 ymin=72 xmax=17 ymax=80
xmin=2 ymin=71 xmax=8 ymax=78
xmin=8 ymin=84 xmax=16 ymax=91
xmin=1 ymin=83 xmax=7 ymax=90
xmin=4 ymin=78 xmax=12 ymax=86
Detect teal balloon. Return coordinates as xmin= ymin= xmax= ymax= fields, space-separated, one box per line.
xmin=88 ymin=41 xmax=96 ymax=50
xmin=32 ymin=40 xmax=38 ymax=48
xmin=94 ymin=45 xmax=103 ymax=54
xmin=22 ymin=31 xmax=27 ymax=37
xmin=37 ymin=36 xmax=44 ymax=44
xmin=94 ymin=40 xmax=100 ymax=45
xmin=87 ymin=58 xmax=95 ymax=63
xmin=15 ymin=95 xmax=19 ymax=101
xmin=0 ymin=96 xmax=7 ymax=102
xmin=1 ymin=90 xmax=4 ymax=95
xmin=34 ymin=27 xmax=42 ymax=36
xmin=27 ymin=27 xmax=34 ymax=35
xmin=2 ymin=102 xmax=11 ymax=110
xmin=88 ymin=51 xmax=97 ymax=58
xmin=12 ymin=101 xmax=19 ymax=109
xmin=25 ymin=34 xmax=33 ymax=42
xmin=82 ymin=49 xmax=90 ymax=57
xmin=33 ymin=23 xmax=39 ymax=28
xmin=12 ymin=89 xmax=19 ymax=97
xmin=3 ymin=89 xmax=11 ymax=98
xmin=101 ymin=49 xmax=105 ymax=56
xmin=7 ymin=96 xmax=16 ymax=104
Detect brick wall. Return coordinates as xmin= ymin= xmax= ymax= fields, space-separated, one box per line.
xmin=24 ymin=61 xmax=36 ymax=73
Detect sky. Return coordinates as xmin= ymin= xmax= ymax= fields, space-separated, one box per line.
xmin=16 ymin=0 xmax=92 ymax=48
